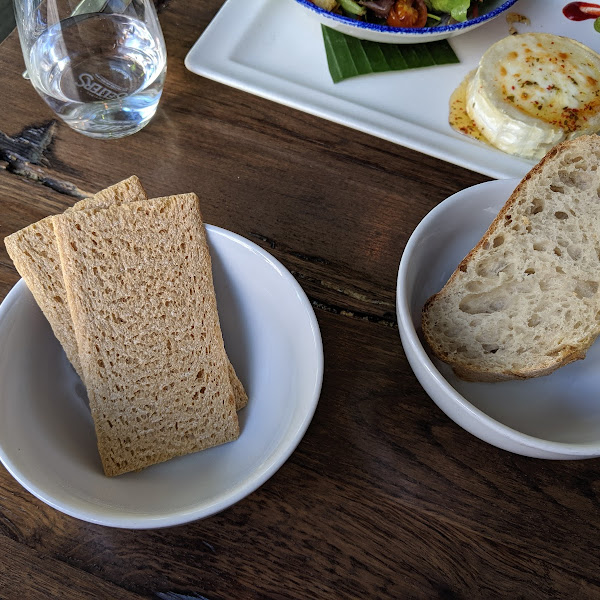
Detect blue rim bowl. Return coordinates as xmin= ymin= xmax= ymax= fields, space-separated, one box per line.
xmin=294 ymin=0 xmax=520 ymax=43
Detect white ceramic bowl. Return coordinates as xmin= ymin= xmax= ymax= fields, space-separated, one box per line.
xmin=397 ymin=179 xmax=600 ymax=459
xmin=0 ymin=226 xmax=323 ymax=528
xmin=294 ymin=0 xmax=519 ymax=43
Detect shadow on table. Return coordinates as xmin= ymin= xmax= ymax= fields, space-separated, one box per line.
xmin=0 ymin=1 xmax=15 ymax=44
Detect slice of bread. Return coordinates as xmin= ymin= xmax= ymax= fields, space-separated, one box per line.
xmin=4 ymin=176 xmax=147 ymax=377
xmin=53 ymin=193 xmax=240 ymax=476
xmin=422 ymin=135 xmax=600 ymax=382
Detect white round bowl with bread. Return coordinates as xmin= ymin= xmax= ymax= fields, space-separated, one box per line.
xmin=0 ymin=226 xmax=323 ymax=528
xmin=397 ymin=137 xmax=600 ymax=459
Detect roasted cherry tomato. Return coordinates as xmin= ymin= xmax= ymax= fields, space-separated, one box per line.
xmin=386 ymin=0 xmax=428 ymax=28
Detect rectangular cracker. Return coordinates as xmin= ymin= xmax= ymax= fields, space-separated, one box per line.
xmin=4 ymin=176 xmax=147 ymax=377
xmin=53 ymin=194 xmax=240 ymax=476
xmin=71 ymin=189 xmax=247 ymax=410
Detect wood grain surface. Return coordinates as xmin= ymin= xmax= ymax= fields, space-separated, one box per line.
xmin=2 ymin=2 xmax=600 ymax=599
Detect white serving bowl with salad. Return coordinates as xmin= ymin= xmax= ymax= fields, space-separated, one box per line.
xmin=295 ymin=0 xmax=519 ymax=43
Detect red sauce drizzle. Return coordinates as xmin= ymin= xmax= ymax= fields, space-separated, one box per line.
xmin=563 ymin=2 xmax=600 ymax=21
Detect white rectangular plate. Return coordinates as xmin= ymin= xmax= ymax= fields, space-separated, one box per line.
xmin=185 ymin=0 xmax=600 ymax=180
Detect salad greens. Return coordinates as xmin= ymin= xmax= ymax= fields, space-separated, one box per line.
xmin=311 ymin=0 xmax=487 ymax=28
xmin=339 ymin=0 xmax=367 ymax=16
xmin=427 ymin=0 xmax=471 ymax=23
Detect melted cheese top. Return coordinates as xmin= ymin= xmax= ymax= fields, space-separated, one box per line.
xmin=496 ymin=37 xmax=600 ymax=133
xmin=463 ymin=33 xmax=600 ymax=159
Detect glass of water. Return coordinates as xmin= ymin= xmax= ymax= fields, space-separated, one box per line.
xmin=13 ymin=0 xmax=167 ymax=139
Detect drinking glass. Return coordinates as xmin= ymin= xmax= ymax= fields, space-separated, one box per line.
xmin=13 ymin=0 xmax=167 ymax=139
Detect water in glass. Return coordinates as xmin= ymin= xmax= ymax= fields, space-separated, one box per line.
xmin=28 ymin=12 xmax=166 ymax=138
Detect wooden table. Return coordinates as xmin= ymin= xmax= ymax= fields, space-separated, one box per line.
xmin=1 ymin=2 xmax=599 ymax=599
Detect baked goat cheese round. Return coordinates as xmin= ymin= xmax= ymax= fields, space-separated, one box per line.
xmin=466 ymin=33 xmax=600 ymax=160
